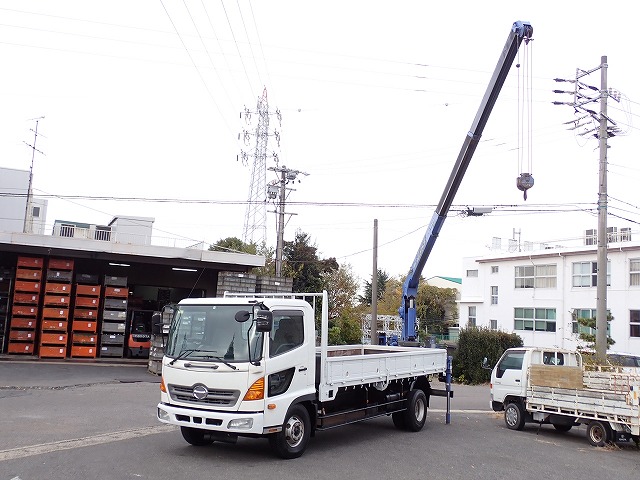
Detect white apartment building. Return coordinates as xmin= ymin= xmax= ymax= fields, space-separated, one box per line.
xmin=459 ymin=239 xmax=640 ymax=355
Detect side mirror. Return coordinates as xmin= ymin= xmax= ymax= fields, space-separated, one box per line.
xmin=481 ymin=357 xmax=491 ymax=370
xmin=235 ymin=311 xmax=251 ymax=323
xmin=151 ymin=312 xmax=163 ymax=335
xmin=255 ymin=310 xmax=273 ymax=332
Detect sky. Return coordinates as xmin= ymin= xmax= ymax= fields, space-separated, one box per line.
xmin=1 ymin=0 xmax=639 ymax=287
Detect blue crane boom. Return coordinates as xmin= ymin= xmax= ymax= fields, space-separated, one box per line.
xmin=399 ymin=21 xmax=533 ymax=342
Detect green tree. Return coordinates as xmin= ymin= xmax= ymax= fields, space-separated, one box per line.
xmin=452 ymin=328 xmax=523 ymax=384
xmin=358 ymin=269 xmax=390 ymax=306
xmin=321 ymin=264 xmax=360 ymax=319
xmin=283 ymin=230 xmax=338 ymax=292
xmin=416 ymin=284 xmax=459 ymax=336
xmin=321 ymin=264 xmax=364 ymax=345
xmin=252 ymin=242 xmax=277 ymax=277
xmin=571 ymin=309 xmax=615 ymax=350
xmin=209 ymin=237 xmax=256 ymax=255
xmin=328 ymin=313 xmax=363 ymax=345
xmin=376 ymin=276 xmax=402 ymax=315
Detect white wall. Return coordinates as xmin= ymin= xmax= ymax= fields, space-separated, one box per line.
xmin=109 ymin=216 xmax=154 ymax=245
xmin=0 ymin=167 xmax=29 ymax=233
xmin=459 ymin=245 xmax=640 ymax=354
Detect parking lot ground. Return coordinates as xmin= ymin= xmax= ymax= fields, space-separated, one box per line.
xmin=1 ymin=362 xmax=638 ymax=480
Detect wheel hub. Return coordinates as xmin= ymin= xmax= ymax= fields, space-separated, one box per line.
xmin=285 ymin=415 xmax=304 ymax=447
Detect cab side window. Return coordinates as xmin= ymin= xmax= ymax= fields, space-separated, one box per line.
xmin=496 ymin=351 xmax=524 ymax=378
xmin=270 ymin=312 xmax=304 ymax=357
xmin=543 ymin=351 xmax=564 ymax=365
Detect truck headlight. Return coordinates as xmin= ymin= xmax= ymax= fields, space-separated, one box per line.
xmin=228 ymin=418 xmax=253 ymax=429
xmin=157 ymin=407 xmax=170 ymax=421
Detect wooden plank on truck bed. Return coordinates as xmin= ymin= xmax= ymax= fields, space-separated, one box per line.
xmin=583 ymin=370 xmax=640 ymax=393
xmin=529 ymin=365 xmax=583 ymax=389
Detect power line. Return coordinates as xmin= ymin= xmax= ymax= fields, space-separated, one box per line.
xmin=158 ymin=0 xmax=234 ymax=137
xmin=5 ymin=190 xmax=629 ymax=214
xmin=220 ymin=0 xmax=255 ymax=98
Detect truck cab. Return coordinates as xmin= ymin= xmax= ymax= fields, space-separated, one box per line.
xmin=489 ymin=347 xmax=581 ymax=412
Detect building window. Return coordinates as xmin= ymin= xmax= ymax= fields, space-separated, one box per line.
xmin=514 ymin=264 xmax=557 ymax=289
xmin=630 ymin=259 xmax=640 ymax=287
xmin=490 ymin=286 xmax=498 ymax=305
xmin=572 ymin=308 xmax=611 ymax=336
xmin=466 ymin=269 xmax=478 ymax=278
xmin=514 ymin=307 xmax=556 ymax=332
xmin=32 ymin=206 xmax=40 ymax=218
xmin=572 ymin=261 xmax=610 ymax=287
xmin=630 ymin=310 xmax=640 ymax=337
xmin=468 ymin=306 xmax=476 ymax=327
xmin=491 ymin=266 xmax=499 ymax=274
xmin=490 ymin=319 xmax=498 ymax=331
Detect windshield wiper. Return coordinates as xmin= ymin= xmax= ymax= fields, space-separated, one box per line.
xmin=208 ymin=355 xmax=237 ymax=370
xmin=192 ymin=354 xmax=238 ymax=370
xmin=169 ymin=349 xmax=237 ymax=370
xmin=169 ymin=348 xmax=206 ymax=365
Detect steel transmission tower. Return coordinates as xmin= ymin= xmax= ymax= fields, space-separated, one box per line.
xmin=238 ymin=87 xmax=281 ymax=245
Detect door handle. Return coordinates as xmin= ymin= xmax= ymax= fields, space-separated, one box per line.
xmin=515 ymin=379 xmax=520 ymax=382
xmin=298 ymin=367 xmax=307 ymax=372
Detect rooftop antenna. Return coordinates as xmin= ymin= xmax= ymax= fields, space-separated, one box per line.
xmin=23 ymin=116 xmax=45 ymax=234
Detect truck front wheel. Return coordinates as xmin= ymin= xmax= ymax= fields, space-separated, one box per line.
xmin=587 ymin=421 xmax=611 ymax=447
xmin=269 ymin=405 xmax=311 ymax=459
xmin=180 ymin=426 xmax=214 ymax=446
xmin=403 ymin=389 xmax=427 ymax=432
xmin=504 ymin=402 xmax=525 ymax=431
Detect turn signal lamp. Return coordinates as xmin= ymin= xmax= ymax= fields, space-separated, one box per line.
xmin=243 ymin=377 xmax=265 ymax=401
xmin=160 ymin=377 xmax=167 ymax=393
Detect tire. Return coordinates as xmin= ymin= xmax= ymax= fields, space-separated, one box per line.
xmin=504 ymin=402 xmax=525 ymax=431
xmin=180 ymin=426 xmax=214 ymax=446
xmin=392 ymin=411 xmax=407 ymax=430
xmin=587 ymin=421 xmax=612 ymax=447
xmin=403 ymin=389 xmax=427 ymax=432
xmin=269 ymin=405 xmax=311 ymax=459
xmin=553 ymin=423 xmax=572 ymax=432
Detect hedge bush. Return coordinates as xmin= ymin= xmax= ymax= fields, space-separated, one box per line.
xmin=452 ymin=328 xmax=523 ymax=384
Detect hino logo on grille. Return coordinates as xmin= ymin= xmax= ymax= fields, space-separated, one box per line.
xmin=192 ymin=384 xmax=209 ymax=400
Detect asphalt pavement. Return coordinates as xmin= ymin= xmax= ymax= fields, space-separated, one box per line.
xmin=0 ymin=358 xmax=159 ymax=389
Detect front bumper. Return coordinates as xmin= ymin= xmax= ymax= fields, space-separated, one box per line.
xmin=157 ymin=402 xmax=270 ymax=436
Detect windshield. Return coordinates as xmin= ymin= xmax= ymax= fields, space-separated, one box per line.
xmin=166 ymin=304 xmax=264 ymax=363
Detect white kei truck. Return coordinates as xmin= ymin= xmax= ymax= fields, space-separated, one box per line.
xmin=157 ymin=292 xmax=453 ymax=458
xmin=487 ymin=347 xmax=640 ymax=446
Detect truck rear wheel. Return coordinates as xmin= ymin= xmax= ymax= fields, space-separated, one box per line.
xmin=587 ymin=421 xmax=611 ymax=447
xmin=403 ymin=389 xmax=427 ymax=432
xmin=180 ymin=426 xmax=214 ymax=446
xmin=504 ymin=402 xmax=525 ymax=431
xmin=269 ymin=405 xmax=311 ymax=459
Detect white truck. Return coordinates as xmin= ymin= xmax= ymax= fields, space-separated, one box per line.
xmin=157 ymin=291 xmax=452 ymax=458
xmin=487 ymin=347 xmax=640 ymax=446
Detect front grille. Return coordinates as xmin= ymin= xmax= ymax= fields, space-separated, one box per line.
xmin=168 ymin=384 xmax=241 ymax=407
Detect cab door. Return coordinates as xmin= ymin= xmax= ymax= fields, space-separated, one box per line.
xmin=492 ymin=349 xmax=526 ymax=405
xmin=262 ymin=309 xmax=314 ymax=427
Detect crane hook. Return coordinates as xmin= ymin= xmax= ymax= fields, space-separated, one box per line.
xmin=517 ymin=173 xmax=534 ymax=201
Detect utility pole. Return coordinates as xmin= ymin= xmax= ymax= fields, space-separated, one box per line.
xmin=268 ymin=165 xmax=308 ymax=277
xmin=595 ymin=56 xmax=609 ymax=361
xmin=23 ymin=117 xmax=45 ymax=234
xmin=371 ymin=219 xmax=378 ymax=345
xmin=553 ymin=57 xmax=618 ymax=361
